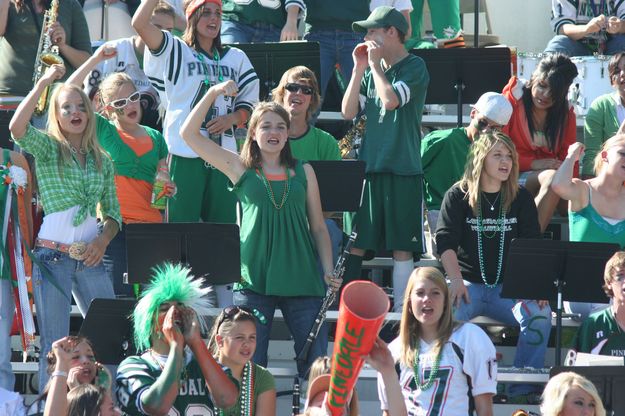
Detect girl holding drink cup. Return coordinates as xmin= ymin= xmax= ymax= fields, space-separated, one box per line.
xmin=67 ymin=45 xmax=175 ymax=297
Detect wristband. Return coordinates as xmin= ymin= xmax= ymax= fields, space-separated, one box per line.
xmin=445 ymin=277 xmax=462 ymax=285
xmin=51 ymin=370 xmax=68 ymax=378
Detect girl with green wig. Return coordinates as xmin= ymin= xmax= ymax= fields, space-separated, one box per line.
xmin=115 ymin=263 xmax=238 ymax=415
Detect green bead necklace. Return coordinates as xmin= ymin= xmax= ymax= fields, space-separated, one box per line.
xmin=412 ymin=345 xmax=443 ymax=391
xmin=476 ymin=192 xmax=506 ymax=288
xmin=216 ymin=361 xmax=254 ymax=416
xmin=259 ymin=166 xmax=290 ymax=210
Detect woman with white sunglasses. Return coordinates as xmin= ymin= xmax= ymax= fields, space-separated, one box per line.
xmin=68 ymin=46 xmax=175 ymax=298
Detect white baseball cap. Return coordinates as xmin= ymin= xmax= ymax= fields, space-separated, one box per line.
xmin=472 ymin=92 xmax=513 ymax=126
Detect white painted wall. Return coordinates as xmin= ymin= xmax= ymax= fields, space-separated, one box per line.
xmin=484 ymin=0 xmax=554 ymax=54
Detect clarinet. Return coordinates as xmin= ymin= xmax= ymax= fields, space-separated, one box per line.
xmin=296 ymin=231 xmax=358 ymax=364
xmin=291 ymin=376 xmax=300 ymax=416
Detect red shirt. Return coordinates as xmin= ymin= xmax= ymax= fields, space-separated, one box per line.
xmin=502 ymin=76 xmax=578 ymax=174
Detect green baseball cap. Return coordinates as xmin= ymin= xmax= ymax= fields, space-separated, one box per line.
xmin=352 ymin=6 xmax=408 ymax=34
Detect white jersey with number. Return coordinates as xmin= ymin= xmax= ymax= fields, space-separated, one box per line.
xmin=144 ymin=31 xmax=259 ymax=157
xmin=84 ymin=37 xmax=160 ymax=114
xmin=378 ymin=323 xmax=497 ymax=416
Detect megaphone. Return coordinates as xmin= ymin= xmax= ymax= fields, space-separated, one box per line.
xmin=326 ymin=280 xmax=389 ymax=416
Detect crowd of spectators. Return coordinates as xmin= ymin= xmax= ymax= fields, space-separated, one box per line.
xmin=0 ymin=0 xmax=623 ymax=415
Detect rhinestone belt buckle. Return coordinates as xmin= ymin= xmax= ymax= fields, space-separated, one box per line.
xmin=68 ymin=242 xmax=87 ymax=261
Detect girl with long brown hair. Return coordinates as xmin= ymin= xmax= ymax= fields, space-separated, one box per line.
xmin=181 ymin=84 xmax=339 ymax=377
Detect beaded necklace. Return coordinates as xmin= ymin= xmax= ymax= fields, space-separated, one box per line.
xmin=216 ymin=361 xmax=255 ymax=416
xmin=412 ymin=343 xmax=443 ymax=391
xmin=197 ymin=48 xmax=223 ymax=87
xmin=476 ymin=193 xmax=506 ymax=288
xmin=259 ymin=166 xmax=290 ymax=210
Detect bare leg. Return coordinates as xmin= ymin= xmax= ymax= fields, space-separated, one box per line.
xmin=530 ymin=169 xmax=561 ymax=233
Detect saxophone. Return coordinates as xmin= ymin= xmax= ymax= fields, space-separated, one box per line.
xmin=32 ymin=0 xmax=64 ymax=115
xmin=338 ymin=115 xmax=366 ymax=159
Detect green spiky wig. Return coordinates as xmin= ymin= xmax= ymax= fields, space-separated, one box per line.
xmin=132 ymin=263 xmax=212 ymax=352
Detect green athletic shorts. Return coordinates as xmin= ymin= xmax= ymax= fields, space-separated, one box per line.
xmin=167 ymin=155 xmax=237 ymax=223
xmin=344 ymin=173 xmax=424 ymax=254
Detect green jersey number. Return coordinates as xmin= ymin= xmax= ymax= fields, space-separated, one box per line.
xmin=408 ymin=368 xmax=451 ymax=416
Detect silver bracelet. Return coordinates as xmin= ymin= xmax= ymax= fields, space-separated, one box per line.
xmin=51 ymin=370 xmax=68 ymax=378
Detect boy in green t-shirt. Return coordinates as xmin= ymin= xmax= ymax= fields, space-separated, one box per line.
xmin=341 ymin=6 xmax=429 ymax=311
xmin=421 ymin=91 xmax=512 ymax=232
xmin=574 ymin=251 xmax=625 ymax=356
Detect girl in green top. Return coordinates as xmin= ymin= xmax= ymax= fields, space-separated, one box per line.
xmin=181 ymin=84 xmax=340 ymax=376
xmin=207 ymin=306 xmax=276 ymax=416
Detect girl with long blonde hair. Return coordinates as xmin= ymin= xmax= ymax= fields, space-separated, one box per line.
xmin=377 ymin=267 xmax=497 ymax=415
xmin=67 ymin=45 xmax=175 ymax=298
xmin=9 ymin=64 xmax=120 ymax=392
xmin=436 ymin=131 xmax=551 ymax=403
xmin=552 ymin=136 xmax=625 ymax=319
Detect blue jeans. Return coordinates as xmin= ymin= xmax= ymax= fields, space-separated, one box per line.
xmin=454 ymin=282 xmax=551 ymax=396
xmin=232 ymin=289 xmax=328 ymax=377
xmin=544 ymin=34 xmax=625 ymax=56
xmin=0 ymin=279 xmax=15 ymax=390
xmin=221 ymin=20 xmax=281 ymax=44
xmin=102 ymin=226 xmax=134 ymax=298
xmin=304 ymin=29 xmax=363 ymax=97
xmin=32 ymin=247 xmax=115 ymax=391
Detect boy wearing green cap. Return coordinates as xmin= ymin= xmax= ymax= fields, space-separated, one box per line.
xmin=342 ymin=6 xmax=429 ymax=311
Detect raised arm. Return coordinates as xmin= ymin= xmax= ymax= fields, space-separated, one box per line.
xmin=551 ymin=142 xmax=588 ymax=209
xmin=67 ymin=45 xmax=117 ymax=87
xmin=341 ymin=43 xmax=368 ymax=120
xmin=132 ymin=0 xmax=166 ymax=51
xmin=182 ymin=308 xmax=238 ymax=409
xmin=9 ymin=64 xmax=65 ymax=139
xmin=367 ymin=337 xmax=407 ymax=416
xmin=44 ymin=338 xmax=74 ymax=416
xmin=180 ymin=80 xmax=245 ymax=184
xmin=367 ymin=41 xmax=399 ymax=111
xmin=141 ymin=306 xmax=186 ymax=416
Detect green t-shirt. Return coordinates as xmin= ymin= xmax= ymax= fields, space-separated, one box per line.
xmin=289 ymin=126 xmax=341 ymax=161
xmin=231 ymin=161 xmax=325 ymax=297
xmin=359 ymin=54 xmax=429 ymax=175
xmin=116 ymin=352 xmax=216 ymax=415
xmin=304 ymin=0 xmax=369 ymax=32
xmin=0 ymin=0 xmax=92 ymax=97
xmin=222 ymin=0 xmax=302 ymax=28
xmin=575 ymin=308 xmax=625 ymax=356
xmin=421 ymin=127 xmax=471 ymax=211
xmin=95 ymin=114 xmax=168 ymax=183
xmin=220 ymin=363 xmax=275 ymax=416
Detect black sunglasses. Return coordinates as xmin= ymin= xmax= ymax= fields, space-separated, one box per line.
xmin=285 ymin=83 xmax=314 ymax=95
xmin=217 ymin=305 xmax=267 ymax=330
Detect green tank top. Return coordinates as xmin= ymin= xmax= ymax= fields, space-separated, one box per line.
xmin=231 ymin=161 xmax=325 ymax=297
xmin=569 ymin=185 xmax=625 ymax=248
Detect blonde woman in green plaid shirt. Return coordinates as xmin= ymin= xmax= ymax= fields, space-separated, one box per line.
xmin=9 ymin=63 xmax=120 ymax=393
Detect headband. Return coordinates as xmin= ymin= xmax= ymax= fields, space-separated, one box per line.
xmin=185 ymin=0 xmax=222 ymax=20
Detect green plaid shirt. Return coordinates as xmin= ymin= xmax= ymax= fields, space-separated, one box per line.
xmin=14 ymin=124 xmax=121 ymax=227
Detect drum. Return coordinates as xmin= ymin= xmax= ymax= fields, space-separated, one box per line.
xmin=516 ymin=52 xmax=544 ymax=80
xmin=83 ymin=0 xmax=135 ymax=43
xmin=569 ymin=56 xmax=614 ymax=116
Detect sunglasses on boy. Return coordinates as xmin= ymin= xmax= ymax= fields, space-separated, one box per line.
xmin=285 ymin=83 xmax=314 ymax=95
xmin=108 ymin=91 xmax=141 ymax=109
